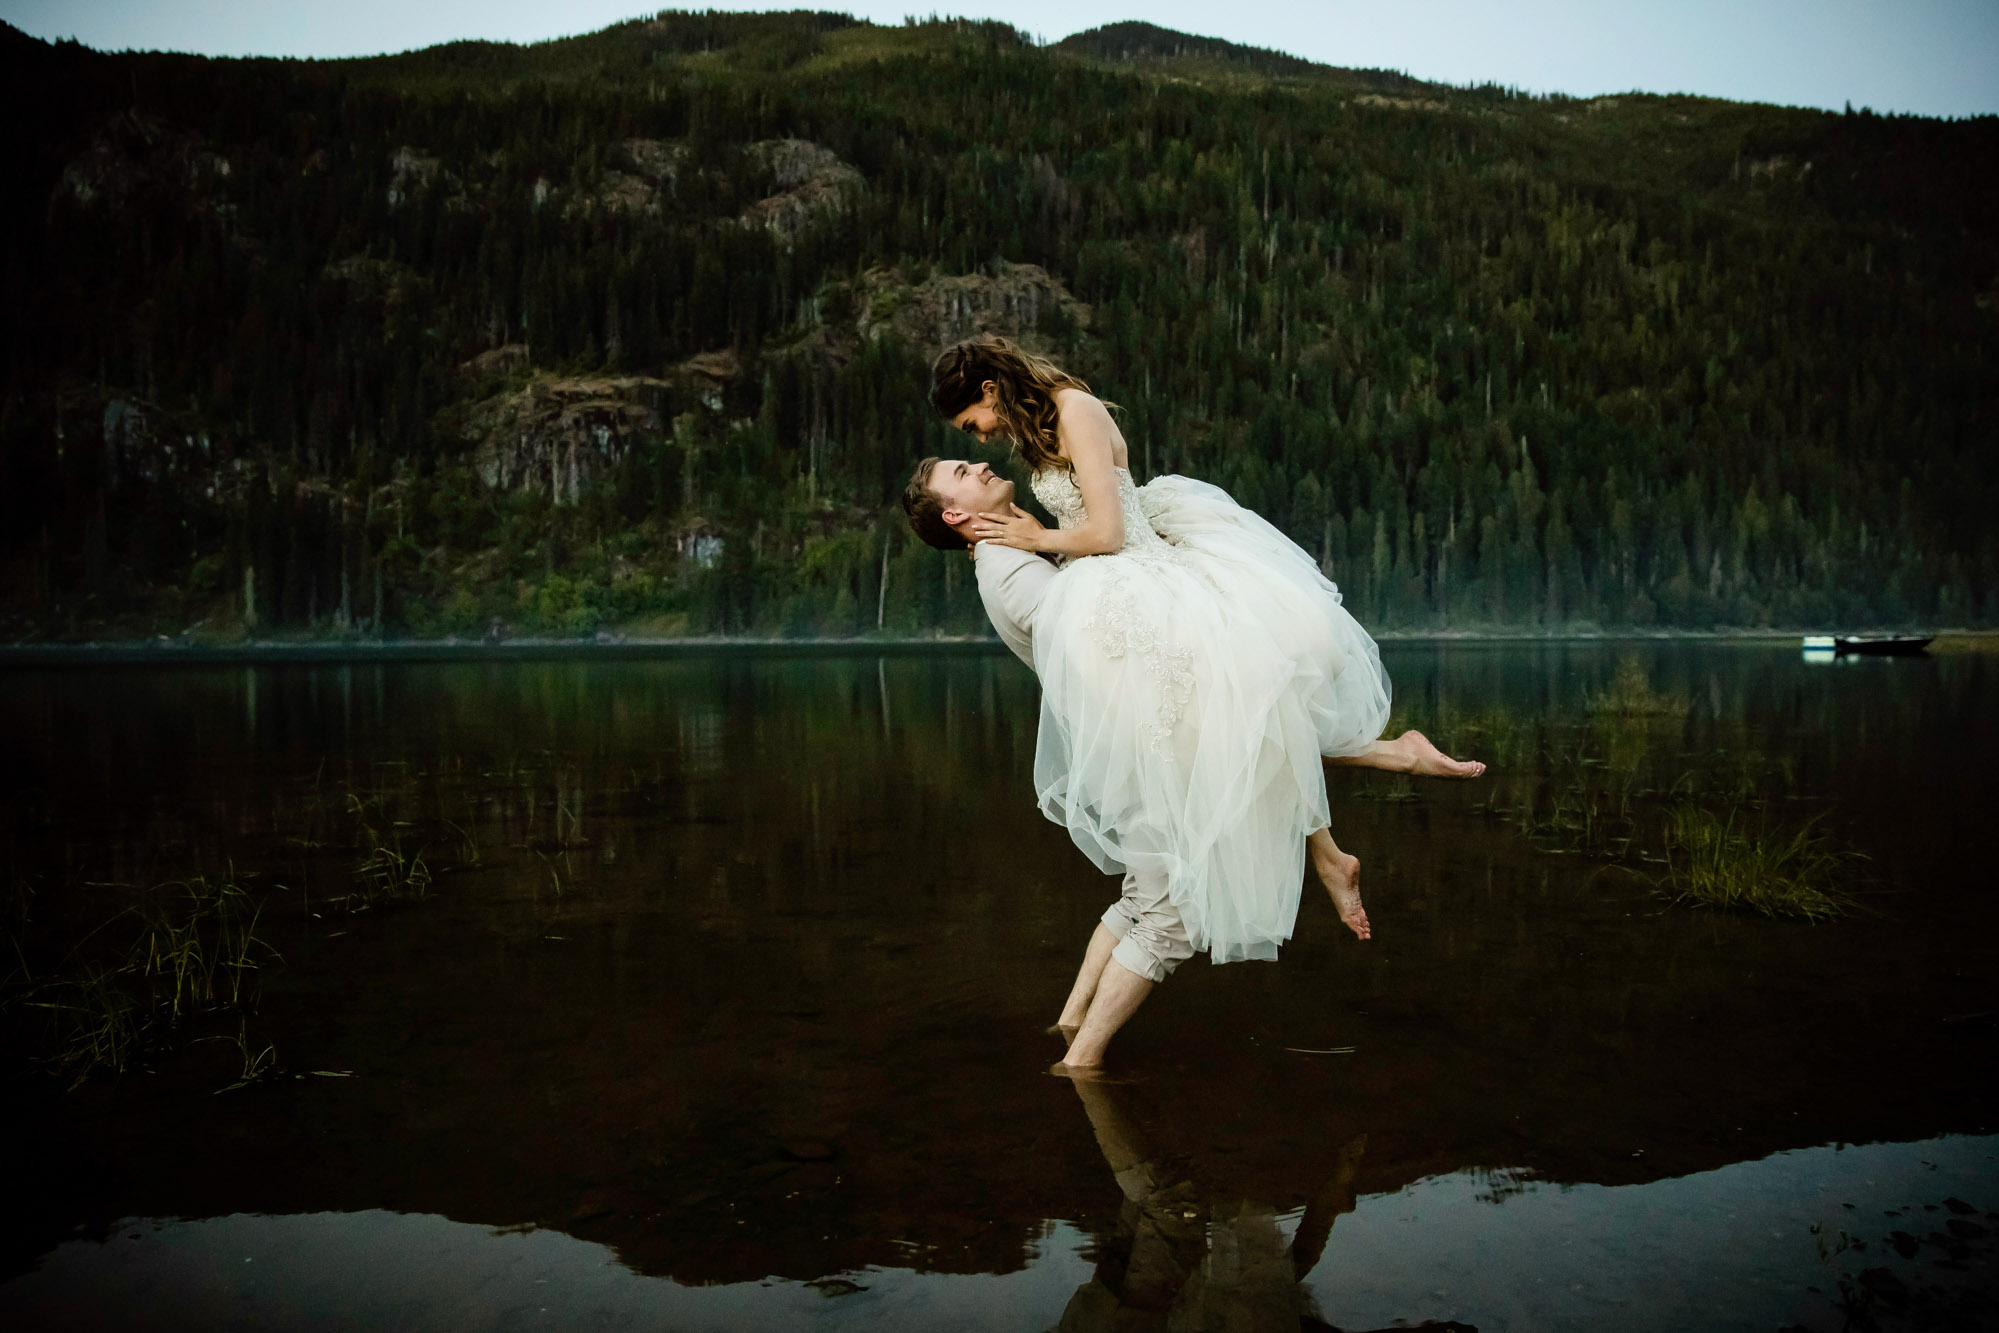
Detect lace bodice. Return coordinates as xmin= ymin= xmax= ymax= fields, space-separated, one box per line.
xmin=1031 ymin=464 xmax=1193 ymax=755
xmin=1030 ymin=466 xmax=1175 ymax=559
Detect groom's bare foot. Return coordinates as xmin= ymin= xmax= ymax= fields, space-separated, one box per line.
xmin=1391 ymin=729 xmax=1485 ymax=778
xmin=1312 ymin=844 xmax=1370 ymax=941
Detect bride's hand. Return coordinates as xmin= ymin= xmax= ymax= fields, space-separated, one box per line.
xmin=973 ymin=504 xmax=1046 ymax=551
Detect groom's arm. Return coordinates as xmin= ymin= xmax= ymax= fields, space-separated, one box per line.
xmin=974 ymin=545 xmax=1057 ymax=668
xmin=992 ymin=548 xmax=1056 ymax=630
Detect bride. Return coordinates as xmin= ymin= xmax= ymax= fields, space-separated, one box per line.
xmin=924 ymin=335 xmax=1400 ymax=972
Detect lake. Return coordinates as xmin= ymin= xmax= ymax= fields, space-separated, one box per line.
xmin=1 ymin=643 xmax=1994 ymax=1331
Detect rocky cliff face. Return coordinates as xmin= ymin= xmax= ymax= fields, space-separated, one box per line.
xmin=57 ymin=110 xmax=234 ymax=216
xmin=460 ymin=375 xmax=671 ymax=505
xmin=854 ymin=261 xmax=1090 ymax=351
xmin=541 ymin=136 xmax=861 ymax=236
xmin=454 ymin=349 xmax=740 ymax=504
xmin=759 ymin=261 xmax=1093 ymax=380
xmin=738 ymin=139 xmax=865 ymax=242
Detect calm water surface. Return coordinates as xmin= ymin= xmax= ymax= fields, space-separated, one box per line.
xmin=2 ymin=644 xmax=1994 ymax=1331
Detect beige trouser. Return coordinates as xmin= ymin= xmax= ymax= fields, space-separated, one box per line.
xmin=1100 ymin=869 xmax=1196 ymax=983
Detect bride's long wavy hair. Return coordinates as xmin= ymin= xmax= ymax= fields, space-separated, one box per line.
xmin=928 ymin=334 xmax=1089 ymax=474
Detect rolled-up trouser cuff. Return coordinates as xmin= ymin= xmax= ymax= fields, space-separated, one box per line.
xmin=1100 ymin=871 xmax=1194 ymax=985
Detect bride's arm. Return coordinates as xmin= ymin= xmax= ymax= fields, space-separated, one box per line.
xmin=1012 ymin=392 xmax=1125 ymax=558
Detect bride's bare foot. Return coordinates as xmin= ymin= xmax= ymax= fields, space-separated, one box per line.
xmin=1312 ymin=843 xmax=1370 ymax=941
xmin=1391 ymin=729 xmax=1485 ymax=779
xmin=1046 ymin=1022 xmax=1080 ymax=1045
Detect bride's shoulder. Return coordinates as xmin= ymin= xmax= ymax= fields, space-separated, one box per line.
xmin=1052 ymin=387 xmax=1118 ymax=448
xmin=1052 ymin=385 xmax=1108 ymax=417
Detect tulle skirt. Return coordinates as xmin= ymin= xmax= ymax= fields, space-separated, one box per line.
xmin=1032 ymin=475 xmax=1391 ymax=965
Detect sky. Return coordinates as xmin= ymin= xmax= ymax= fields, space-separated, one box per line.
xmin=3 ymin=0 xmax=1995 ymax=118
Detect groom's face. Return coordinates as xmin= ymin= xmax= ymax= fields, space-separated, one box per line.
xmin=929 ymin=459 xmax=1015 ymax=533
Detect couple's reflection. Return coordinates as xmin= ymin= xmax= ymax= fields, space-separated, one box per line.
xmin=1058 ymin=1075 xmax=1474 ymax=1333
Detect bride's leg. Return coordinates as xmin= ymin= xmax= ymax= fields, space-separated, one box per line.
xmin=1308 ymin=827 xmax=1370 ymax=941
xmin=1053 ymin=923 xmax=1120 ymax=1041
xmin=1327 ymin=730 xmax=1484 ymax=779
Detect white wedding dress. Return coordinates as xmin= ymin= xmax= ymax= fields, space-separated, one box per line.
xmin=1029 ymin=465 xmax=1391 ymax=965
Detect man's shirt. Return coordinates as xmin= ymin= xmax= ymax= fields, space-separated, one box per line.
xmin=971 ymin=542 xmax=1056 ymax=668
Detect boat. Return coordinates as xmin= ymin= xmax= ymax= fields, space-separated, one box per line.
xmin=1801 ymin=634 xmax=1933 ymax=657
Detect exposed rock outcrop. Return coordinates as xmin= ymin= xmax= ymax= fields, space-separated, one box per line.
xmin=365 ymin=134 xmax=861 ymax=232
xmin=1352 ymin=93 xmax=1450 ymax=114
xmin=457 ymin=349 xmax=736 ymax=503
xmin=321 ymin=254 xmax=421 ymax=311
xmin=456 ymin=344 xmax=531 ymax=381
xmin=1744 ymin=154 xmax=1811 ymax=180
xmin=55 ymin=111 xmax=234 ymax=216
xmin=624 ymin=138 xmax=686 ymax=185
xmin=386 ymin=146 xmax=457 ymax=209
xmin=461 ymin=376 xmax=672 ymax=505
xmin=566 ymin=170 xmax=659 ymax=218
xmin=551 ymin=137 xmax=857 ymax=230
xmin=54 ymin=393 xmax=243 ymax=502
xmin=738 ymin=139 xmax=864 ymax=241
xmin=95 ymin=397 xmax=180 ymax=487
xmin=556 ymin=138 xmax=685 ymax=218
xmin=854 ymin=261 xmax=1090 ymax=351
xmin=677 ymin=349 xmax=739 ymax=411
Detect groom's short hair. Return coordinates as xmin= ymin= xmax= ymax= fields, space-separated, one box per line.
xmin=902 ymin=457 xmax=969 ymax=551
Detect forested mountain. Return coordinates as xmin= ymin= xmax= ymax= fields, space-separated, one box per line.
xmin=2 ymin=12 xmax=1994 ymax=641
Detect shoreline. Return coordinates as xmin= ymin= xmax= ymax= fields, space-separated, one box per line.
xmin=2 ymin=628 xmax=1989 ymax=667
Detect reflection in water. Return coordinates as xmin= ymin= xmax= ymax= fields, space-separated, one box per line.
xmin=1 ymin=644 xmax=1995 ymax=1328
xmin=4 ymin=1133 xmax=1982 ymax=1332
xmin=1058 ymin=1077 xmax=1466 ymax=1333
xmin=0 ymin=1208 xmax=1099 ymax=1331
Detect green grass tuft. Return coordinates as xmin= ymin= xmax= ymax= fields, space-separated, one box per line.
xmin=346 ymin=793 xmax=434 ymax=905
xmin=1659 ymin=805 xmax=1862 ymax=921
xmin=18 ymin=872 xmax=278 ymax=1088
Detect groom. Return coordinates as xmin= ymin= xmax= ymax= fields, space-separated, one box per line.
xmin=902 ymin=455 xmax=1485 ymax=1070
